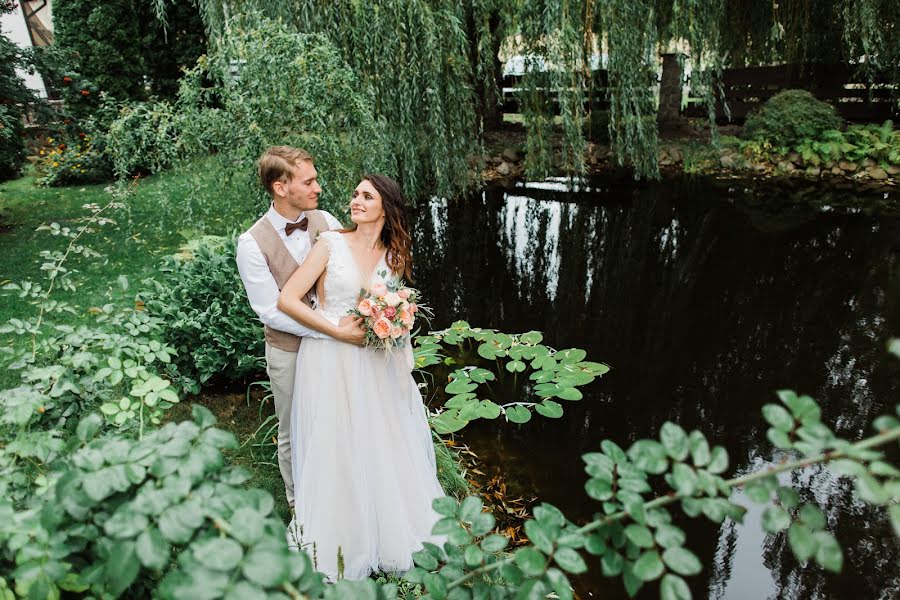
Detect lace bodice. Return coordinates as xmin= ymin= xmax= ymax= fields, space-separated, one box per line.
xmin=317 ymin=231 xmax=390 ymax=322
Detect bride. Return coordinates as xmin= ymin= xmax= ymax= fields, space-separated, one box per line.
xmin=276 ymin=174 xmax=445 ymax=581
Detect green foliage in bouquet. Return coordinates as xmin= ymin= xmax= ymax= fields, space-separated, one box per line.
xmin=416 ymin=321 xmax=610 ymax=434
xmin=142 ymin=237 xmax=265 ymax=387
xmin=176 ymin=17 xmax=394 ymax=215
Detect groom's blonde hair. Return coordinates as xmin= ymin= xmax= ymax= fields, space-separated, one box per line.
xmin=258 ymin=146 xmax=315 ymax=195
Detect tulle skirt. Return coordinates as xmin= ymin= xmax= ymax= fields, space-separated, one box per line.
xmin=288 ymin=338 xmax=445 ymax=581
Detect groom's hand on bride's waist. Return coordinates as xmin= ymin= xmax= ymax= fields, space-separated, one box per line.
xmin=335 ymin=316 xmax=366 ymax=346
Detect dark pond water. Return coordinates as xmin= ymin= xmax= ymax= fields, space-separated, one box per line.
xmin=411 ymin=175 xmax=900 ymax=600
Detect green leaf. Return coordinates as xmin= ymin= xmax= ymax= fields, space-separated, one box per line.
xmin=766 ymin=428 xmax=793 ymax=449
xmin=670 ymin=463 xmax=697 ymax=496
xmin=624 ymin=524 xmax=654 ymax=549
xmin=553 ymin=547 xmax=587 ymax=574
xmin=481 ymin=534 xmax=508 ymax=553
xmin=505 ymin=360 xmax=526 ymax=373
xmin=423 ymin=573 xmax=448 ymax=599
xmin=515 ymin=547 xmax=546 ymax=576
xmin=688 ymin=431 xmax=711 ymax=468
xmin=445 ymin=379 xmax=477 ymax=395
xmin=106 ymin=541 xmax=141 ymax=596
xmin=585 ymin=478 xmax=614 ymax=501
xmin=660 ymin=574 xmax=692 ymax=600
xmin=136 ymin=527 xmax=169 ymax=570
xmin=707 ymin=446 xmax=729 ymax=474
xmin=104 ymin=508 xmax=149 ymax=539
xmin=525 ymin=520 xmax=555 ymax=554
xmin=856 ymin=473 xmax=889 ymax=505
xmin=505 ymin=405 xmax=532 ymax=424
xmin=76 ymin=414 xmax=103 ymax=443
xmin=776 ymin=486 xmax=801 ymax=509
xmin=655 ymin=524 xmax=686 ymax=549
xmin=195 ymin=538 xmax=243 ymax=571
xmin=660 ymin=423 xmax=689 ymax=461
xmin=463 ymin=545 xmax=484 ymax=567
xmin=432 ymin=496 xmax=458 ymax=517
xmin=788 ymin=522 xmax=817 ymax=562
xmin=761 ymin=506 xmax=791 ymax=533
xmin=242 ymin=547 xmax=287 ymax=587
xmin=762 ymin=404 xmax=795 ymax=432
xmin=412 ymin=549 xmax=438 ymax=570
xmin=632 ymin=550 xmax=664 ymax=581
xmin=888 ymin=505 xmax=900 ymax=538
xmin=814 ymin=531 xmax=843 ymax=573
xmin=520 ymin=331 xmax=543 ymax=345
xmin=662 ymin=547 xmax=702 ymax=576
xmin=535 ymin=400 xmax=564 ymax=418
xmin=600 ymin=549 xmax=625 ymax=577
xmin=627 ymin=440 xmax=669 ymax=475
xmin=744 ymin=482 xmax=771 ymax=504
xmin=798 ymin=504 xmax=826 ymax=531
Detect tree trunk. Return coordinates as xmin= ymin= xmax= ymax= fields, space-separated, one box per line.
xmin=658 ymin=53 xmax=684 ymax=131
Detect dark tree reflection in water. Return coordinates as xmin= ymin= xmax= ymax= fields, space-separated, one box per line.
xmin=411 ymin=177 xmax=900 ymax=600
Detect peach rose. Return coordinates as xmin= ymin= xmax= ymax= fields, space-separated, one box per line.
xmin=383 ymin=306 xmax=397 ymax=319
xmin=384 ymin=291 xmax=402 ymax=307
xmin=370 ymin=282 xmax=388 ymax=297
xmin=357 ymin=298 xmax=375 ymax=316
xmin=409 ymin=303 xmax=418 ymax=313
xmin=400 ymin=309 xmax=414 ymax=327
xmin=373 ymin=317 xmax=392 ymax=339
xmin=390 ymin=325 xmax=404 ymax=338
xmin=398 ymin=288 xmax=411 ymax=300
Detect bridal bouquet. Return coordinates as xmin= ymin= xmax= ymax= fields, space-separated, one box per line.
xmin=350 ymin=273 xmax=427 ymax=350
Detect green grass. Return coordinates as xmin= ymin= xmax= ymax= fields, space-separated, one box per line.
xmin=0 ymin=161 xmax=260 ymax=388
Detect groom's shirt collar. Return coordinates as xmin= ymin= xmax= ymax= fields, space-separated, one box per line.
xmin=266 ymin=205 xmax=306 ymax=233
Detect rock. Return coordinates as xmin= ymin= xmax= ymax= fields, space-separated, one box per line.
xmin=591 ymin=148 xmax=605 ymax=162
xmin=787 ymin=151 xmax=801 ymax=164
xmin=824 ymin=160 xmax=835 ymax=169
xmin=862 ymin=157 xmax=876 ymax=168
xmin=805 ymin=165 xmax=821 ymax=177
xmin=751 ymin=162 xmax=767 ymax=172
xmin=831 ymin=166 xmax=843 ymax=176
xmin=838 ymin=160 xmax=857 ymax=172
xmin=660 ymin=156 xmax=673 ymax=166
xmin=867 ymin=166 xmax=888 ymax=180
xmin=496 ymin=162 xmax=511 ymax=176
xmin=886 ymin=165 xmax=900 ymax=176
xmin=669 ymin=147 xmax=683 ymax=162
xmin=481 ymin=154 xmax=492 ymax=164
xmin=491 ymin=155 xmax=503 ymax=165
xmin=776 ymin=161 xmax=795 ymax=173
xmin=720 ymin=154 xmax=736 ymax=169
xmin=502 ymin=147 xmax=521 ymax=162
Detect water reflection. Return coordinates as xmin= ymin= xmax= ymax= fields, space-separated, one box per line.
xmin=412 ymin=177 xmax=900 ymax=599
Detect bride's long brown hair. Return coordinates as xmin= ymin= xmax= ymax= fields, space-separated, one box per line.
xmin=358 ymin=174 xmax=413 ymax=281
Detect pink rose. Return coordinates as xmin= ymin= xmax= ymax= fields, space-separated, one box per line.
xmin=390 ymin=325 xmax=404 ymax=338
xmin=370 ymin=282 xmax=388 ymax=297
xmin=383 ymin=306 xmax=397 ymax=319
xmin=373 ymin=317 xmax=392 ymax=339
xmin=384 ymin=291 xmax=402 ymax=307
xmin=409 ymin=303 xmax=418 ymax=313
xmin=357 ymin=298 xmax=375 ymax=316
xmin=398 ymin=288 xmax=411 ymax=300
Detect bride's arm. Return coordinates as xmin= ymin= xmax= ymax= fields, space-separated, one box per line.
xmin=277 ymin=242 xmax=365 ymax=345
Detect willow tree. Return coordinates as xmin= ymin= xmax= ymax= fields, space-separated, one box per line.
xmin=165 ymin=0 xmax=898 ymax=187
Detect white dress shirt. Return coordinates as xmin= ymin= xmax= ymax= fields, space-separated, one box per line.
xmin=236 ymin=206 xmax=343 ymax=340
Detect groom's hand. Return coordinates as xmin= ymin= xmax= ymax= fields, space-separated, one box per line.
xmin=335 ymin=316 xmax=366 ymax=346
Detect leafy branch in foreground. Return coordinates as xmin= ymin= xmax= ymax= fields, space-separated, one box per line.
xmin=404 ymin=390 xmax=899 ymax=600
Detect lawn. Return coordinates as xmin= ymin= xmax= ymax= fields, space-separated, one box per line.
xmin=0 ymin=161 xmax=259 ymax=388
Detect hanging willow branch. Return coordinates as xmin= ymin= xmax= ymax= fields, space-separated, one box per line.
xmin=158 ymin=0 xmax=899 ymax=190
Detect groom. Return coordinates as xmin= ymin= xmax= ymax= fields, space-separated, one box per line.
xmin=236 ymin=145 xmax=364 ymax=509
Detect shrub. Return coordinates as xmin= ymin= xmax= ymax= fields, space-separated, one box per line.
xmin=743 ymin=89 xmax=844 ymax=149
xmin=107 ymin=100 xmax=180 ymax=177
xmin=52 ymin=0 xmax=206 ymax=101
xmin=142 ymin=237 xmax=265 ymax=386
xmin=176 ymin=19 xmax=395 ymax=214
xmin=0 ymin=104 xmax=24 ymax=181
xmin=36 ymin=133 xmax=112 ymax=186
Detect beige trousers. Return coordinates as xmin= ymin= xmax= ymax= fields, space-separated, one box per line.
xmin=264 ymin=342 xmax=298 ymax=506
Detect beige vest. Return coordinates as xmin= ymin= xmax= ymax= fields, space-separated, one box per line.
xmin=248 ymin=210 xmax=330 ymax=352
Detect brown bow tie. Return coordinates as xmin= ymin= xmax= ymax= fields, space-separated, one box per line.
xmin=284 ymin=217 xmax=309 ymax=236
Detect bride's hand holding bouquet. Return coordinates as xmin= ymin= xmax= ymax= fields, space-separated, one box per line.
xmin=349 ymin=272 xmax=430 ymax=350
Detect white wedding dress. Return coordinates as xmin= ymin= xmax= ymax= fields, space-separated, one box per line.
xmin=288 ymin=231 xmax=445 ymax=581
